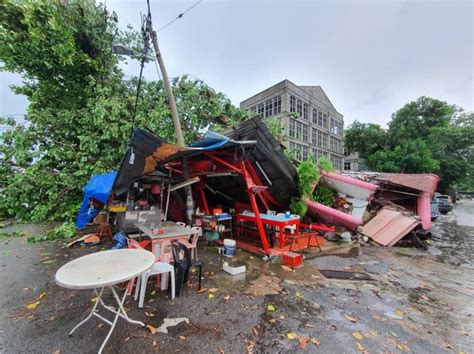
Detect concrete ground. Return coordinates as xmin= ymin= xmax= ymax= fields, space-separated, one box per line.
xmin=0 ymin=201 xmax=473 ymax=353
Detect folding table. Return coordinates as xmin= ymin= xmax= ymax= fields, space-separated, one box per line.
xmin=55 ymin=249 xmax=155 ymax=354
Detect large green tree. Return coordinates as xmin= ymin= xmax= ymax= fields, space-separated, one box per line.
xmin=344 ymin=120 xmax=387 ymax=158
xmin=0 ymin=0 xmax=248 ymax=221
xmin=344 ymin=97 xmax=473 ymax=190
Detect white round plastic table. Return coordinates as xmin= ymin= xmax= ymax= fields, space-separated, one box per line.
xmin=55 ymin=249 xmax=155 ymax=354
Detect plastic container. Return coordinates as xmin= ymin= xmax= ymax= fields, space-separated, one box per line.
xmin=223 ymin=239 xmax=236 ymax=257
xmin=282 ymin=251 xmax=302 ymax=268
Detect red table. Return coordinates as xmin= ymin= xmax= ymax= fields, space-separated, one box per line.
xmin=236 ymin=213 xmax=300 ymax=247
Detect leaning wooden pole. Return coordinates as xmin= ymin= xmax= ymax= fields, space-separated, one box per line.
xmin=146 ymin=0 xmax=194 ymax=223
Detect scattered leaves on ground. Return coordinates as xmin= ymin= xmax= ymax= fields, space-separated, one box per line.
xmin=286 ymin=332 xmax=297 ymax=340
xmin=150 ymin=290 xmax=156 ymax=296
xmin=209 ymin=288 xmax=219 ymax=293
xmin=345 ymin=314 xmax=357 ymax=323
xmin=224 ymin=295 xmax=231 ymax=301
xmin=38 ymin=292 xmax=46 ymax=299
xmin=356 ymin=342 xmax=365 ymax=351
xmin=146 ymin=325 xmax=159 ymax=335
xmin=267 ymin=305 xmax=276 ymax=312
xmin=25 ymin=301 xmax=40 ymax=310
xmin=280 ymin=265 xmax=294 ymax=272
xmin=295 ymin=291 xmax=302 ymax=297
xmin=352 ymin=332 xmax=364 ymax=340
xmin=208 ymin=293 xmax=215 ymax=299
xmin=90 ymin=297 xmax=97 ymax=303
xmin=178 ymin=335 xmax=186 ymax=340
xmin=299 ymin=336 xmax=309 ymax=349
xmin=442 ymin=340 xmax=453 ymax=349
xmin=310 ymin=337 xmax=321 ymax=346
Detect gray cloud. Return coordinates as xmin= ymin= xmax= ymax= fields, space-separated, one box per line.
xmin=1 ymin=0 xmax=473 ymax=128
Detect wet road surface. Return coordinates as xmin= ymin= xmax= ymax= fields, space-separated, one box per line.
xmin=0 ymin=201 xmax=473 ymax=353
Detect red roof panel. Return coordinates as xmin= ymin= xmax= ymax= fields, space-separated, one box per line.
xmin=375 ymin=173 xmax=439 ymax=196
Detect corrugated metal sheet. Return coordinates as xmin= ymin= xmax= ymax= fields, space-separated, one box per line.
xmin=359 ymin=207 xmax=420 ymax=246
xmin=221 ymin=117 xmax=298 ymax=206
xmin=375 ymin=173 xmax=439 ymax=196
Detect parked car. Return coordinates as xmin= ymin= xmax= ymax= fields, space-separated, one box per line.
xmin=430 ymin=198 xmax=440 ymax=221
xmin=435 ymin=193 xmax=453 ymax=214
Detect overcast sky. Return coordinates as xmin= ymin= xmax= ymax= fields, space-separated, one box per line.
xmin=1 ymin=0 xmax=472 ymax=128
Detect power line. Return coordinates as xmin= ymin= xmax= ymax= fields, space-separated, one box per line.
xmin=157 ymin=0 xmax=202 ymax=32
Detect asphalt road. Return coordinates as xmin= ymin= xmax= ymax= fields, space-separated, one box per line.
xmin=0 ymin=201 xmax=473 ymax=353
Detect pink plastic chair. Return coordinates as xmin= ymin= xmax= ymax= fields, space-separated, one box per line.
xmin=126 ymin=238 xmax=175 ymax=307
xmin=178 ymin=227 xmax=202 ymax=260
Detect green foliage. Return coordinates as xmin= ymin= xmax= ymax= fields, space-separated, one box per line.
xmin=264 ymin=117 xmax=283 ymax=140
xmin=344 ymin=120 xmax=387 ymax=158
xmin=297 ymin=161 xmax=319 ymax=198
xmin=27 ymin=222 xmax=76 ymax=242
xmin=344 ymin=97 xmax=473 ymax=190
xmin=0 ymin=231 xmax=26 ymax=239
xmin=289 ymin=198 xmax=308 ymax=218
xmin=316 ymin=156 xmax=336 ymax=173
xmin=313 ymin=184 xmax=337 ymax=206
xmin=0 ymin=0 xmax=249 ymax=221
xmin=367 ymin=139 xmax=439 ymax=173
xmin=289 ymin=160 xmax=319 ymax=217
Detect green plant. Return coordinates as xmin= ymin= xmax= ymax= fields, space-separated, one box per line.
xmin=314 ymin=184 xmax=337 ymax=206
xmin=289 ymin=160 xmax=319 ymax=218
xmin=297 ymin=160 xmax=319 ymax=198
xmin=27 ymin=222 xmax=76 ymax=243
xmin=0 ymin=0 xmax=250 ymax=222
xmin=0 ymin=231 xmax=26 ymax=239
xmin=316 ymin=156 xmax=336 ymax=173
xmin=290 ymin=198 xmax=308 ymax=218
xmin=265 ymin=117 xmax=284 ymax=140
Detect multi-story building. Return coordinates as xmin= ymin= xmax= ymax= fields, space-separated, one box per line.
xmin=240 ymin=79 xmax=344 ymax=170
xmin=344 ymin=151 xmax=368 ymax=172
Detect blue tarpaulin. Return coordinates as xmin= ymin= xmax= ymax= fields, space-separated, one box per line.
xmin=76 ymin=171 xmax=117 ymax=229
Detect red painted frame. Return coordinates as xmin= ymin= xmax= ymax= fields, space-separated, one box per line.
xmin=235 ymin=213 xmax=300 ymax=247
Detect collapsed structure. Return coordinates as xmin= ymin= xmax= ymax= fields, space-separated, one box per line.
xmin=76 ymin=116 xmax=440 ymax=256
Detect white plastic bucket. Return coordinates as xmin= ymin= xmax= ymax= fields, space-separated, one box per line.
xmin=223 ymin=239 xmax=236 ymax=257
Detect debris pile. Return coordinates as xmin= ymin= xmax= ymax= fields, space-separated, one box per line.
xmin=304 ymin=170 xmax=440 ymax=249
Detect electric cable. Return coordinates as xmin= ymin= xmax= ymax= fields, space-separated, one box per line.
xmin=156 ymin=0 xmax=202 ymax=32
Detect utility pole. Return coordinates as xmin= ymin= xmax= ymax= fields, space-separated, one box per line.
xmin=146 ymin=0 xmax=194 ymax=223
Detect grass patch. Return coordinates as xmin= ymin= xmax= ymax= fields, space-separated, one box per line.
xmin=27 ymin=222 xmax=77 ymax=243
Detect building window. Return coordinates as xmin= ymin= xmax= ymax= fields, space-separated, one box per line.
xmin=290 ymin=95 xmax=296 ymax=113
xmin=250 ymin=106 xmax=256 ymax=113
xmin=312 ymin=109 xmax=318 ymax=124
xmin=323 ymin=113 xmax=328 ymax=129
xmin=317 ymin=130 xmax=323 ymax=147
xmin=302 ymin=124 xmax=308 ymax=142
xmin=302 ymin=145 xmax=308 ymax=161
xmin=303 ymin=103 xmax=309 ymax=120
xmin=336 ymin=120 xmax=343 ymax=136
xmin=344 ymin=162 xmax=351 ymax=170
xmin=321 ymin=132 xmax=327 ymax=148
xmin=257 ymin=103 xmax=264 ymax=116
xmin=330 ymin=118 xmax=335 ymax=134
xmin=265 ymin=99 xmax=273 ymax=117
xmin=290 ymin=142 xmax=308 ymax=161
xmin=312 ymin=128 xmax=318 ymax=145
xmin=289 ymin=118 xmax=296 ymax=138
xmin=296 ymin=121 xmax=303 ymax=140
xmin=297 ymin=99 xmax=303 ymax=117
xmin=273 ymin=96 xmax=281 ymax=114
xmin=317 ymin=111 xmax=323 ymax=127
